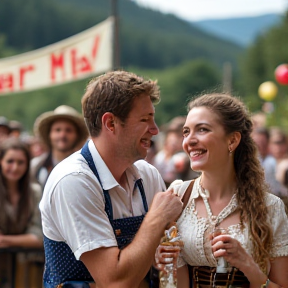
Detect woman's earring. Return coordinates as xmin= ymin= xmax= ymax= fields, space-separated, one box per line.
xmin=228 ymin=147 xmax=233 ymax=154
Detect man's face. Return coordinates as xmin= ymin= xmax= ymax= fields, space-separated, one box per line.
xmin=49 ymin=119 xmax=78 ymax=153
xmin=0 ymin=126 xmax=10 ymax=143
xmin=116 ymin=94 xmax=159 ymax=163
xmin=251 ymin=133 xmax=268 ymax=158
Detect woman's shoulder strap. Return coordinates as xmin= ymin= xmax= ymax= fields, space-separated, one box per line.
xmin=181 ymin=180 xmax=195 ymax=209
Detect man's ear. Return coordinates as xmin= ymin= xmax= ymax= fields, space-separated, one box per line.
xmin=102 ymin=112 xmax=115 ymax=132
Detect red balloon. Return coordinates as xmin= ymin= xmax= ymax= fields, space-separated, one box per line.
xmin=275 ymin=64 xmax=288 ymax=85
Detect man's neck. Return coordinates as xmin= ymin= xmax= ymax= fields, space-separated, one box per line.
xmin=91 ymin=138 xmax=131 ymax=184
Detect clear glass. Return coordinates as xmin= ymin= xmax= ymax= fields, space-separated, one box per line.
xmin=211 ymin=227 xmax=229 ymax=273
xmin=159 ymin=263 xmax=177 ymax=288
xmin=159 ymin=224 xmax=183 ymax=288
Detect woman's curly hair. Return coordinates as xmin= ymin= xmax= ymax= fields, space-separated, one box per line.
xmin=188 ymin=93 xmax=273 ymax=272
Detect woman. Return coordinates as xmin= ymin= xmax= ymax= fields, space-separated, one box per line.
xmin=166 ymin=94 xmax=288 ymax=288
xmin=0 ymin=138 xmax=43 ymax=286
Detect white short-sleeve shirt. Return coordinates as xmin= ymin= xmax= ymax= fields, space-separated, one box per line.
xmin=40 ymin=140 xmax=165 ymax=260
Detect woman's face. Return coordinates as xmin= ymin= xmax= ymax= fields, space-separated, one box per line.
xmin=182 ymin=107 xmax=232 ymax=172
xmin=0 ymin=148 xmax=28 ymax=183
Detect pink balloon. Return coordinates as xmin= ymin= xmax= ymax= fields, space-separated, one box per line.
xmin=275 ymin=64 xmax=288 ymax=85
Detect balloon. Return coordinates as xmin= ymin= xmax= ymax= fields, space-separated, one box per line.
xmin=275 ymin=64 xmax=288 ymax=85
xmin=258 ymin=81 xmax=278 ymax=101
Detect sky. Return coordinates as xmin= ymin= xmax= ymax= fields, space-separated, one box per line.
xmin=133 ymin=0 xmax=288 ymax=21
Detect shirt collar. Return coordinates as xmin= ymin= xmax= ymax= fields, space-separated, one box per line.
xmin=190 ymin=177 xmax=201 ymax=199
xmin=88 ymin=140 xmax=141 ymax=191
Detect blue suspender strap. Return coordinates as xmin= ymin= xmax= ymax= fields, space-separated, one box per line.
xmin=81 ymin=141 xmax=113 ymax=220
xmin=135 ymin=179 xmax=148 ymax=213
xmin=80 ymin=141 xmax=149 ymax=217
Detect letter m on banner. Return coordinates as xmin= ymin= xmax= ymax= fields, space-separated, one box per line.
xmin=0 ymin=17 xmax=114 ymax=95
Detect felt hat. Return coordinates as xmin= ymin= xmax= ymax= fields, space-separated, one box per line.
xmin=0 ymin=116 xmax=11 ymax=133
xmin=34 ymin=105 xmax=88 ymax=147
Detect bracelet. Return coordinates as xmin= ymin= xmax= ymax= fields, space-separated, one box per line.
xmin=261 ymin=278 xmax=270 ymax=288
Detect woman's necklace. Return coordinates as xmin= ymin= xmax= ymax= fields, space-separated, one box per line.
xmin=198 ymin=183 xmax=219 ymax=227
xmin=198 ymin=179 xmax=238 ymax=228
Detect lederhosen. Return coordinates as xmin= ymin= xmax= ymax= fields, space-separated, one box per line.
xmin=43 ymin=142 xmax=153 ymax=288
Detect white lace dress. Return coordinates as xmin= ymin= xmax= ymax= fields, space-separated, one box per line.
xmin=171 ymin=177 xmax=288 ymax=270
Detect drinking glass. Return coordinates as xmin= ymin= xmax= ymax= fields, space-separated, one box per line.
xmin=159 ymin=224 xmax=183 ymax=288
xmin=211 ymin=227 xmax=229 ymax=273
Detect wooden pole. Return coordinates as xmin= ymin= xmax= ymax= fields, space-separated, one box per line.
xmin=111 ymin=0 xmax=120 ymax=70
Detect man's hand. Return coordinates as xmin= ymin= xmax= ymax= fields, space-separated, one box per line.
xmin=148 ymin=189 xmax=183 ymax=228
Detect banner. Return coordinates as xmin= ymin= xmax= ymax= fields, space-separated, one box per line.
xmin=0 ymin=17 xmax=114 ymax=95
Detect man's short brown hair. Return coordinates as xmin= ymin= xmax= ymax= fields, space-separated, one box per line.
xmin=81 ymin=70 xmax=160 ymax=137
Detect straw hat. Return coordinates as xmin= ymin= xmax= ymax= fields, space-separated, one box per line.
xmin=34 ymin=105 xmax=88 ymax=147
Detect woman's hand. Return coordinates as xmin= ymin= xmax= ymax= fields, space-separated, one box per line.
xmin=154 ymin=244 xmax=181 ymax=271
xmin=211 ymin=234 xmax=267 ymax=287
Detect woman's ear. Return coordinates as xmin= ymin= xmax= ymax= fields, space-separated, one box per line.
xmin=228 ymin=131 xmax=241 ymax=151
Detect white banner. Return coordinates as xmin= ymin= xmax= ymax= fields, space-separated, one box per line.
xmin=0 ymin=17 xmax=114 ymax=95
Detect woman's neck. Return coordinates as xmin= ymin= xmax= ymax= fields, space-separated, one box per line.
xmin=200 ymin=172 xmax=237 ymax=201
xmin=5 ymin=181 xmax=20 ymax=207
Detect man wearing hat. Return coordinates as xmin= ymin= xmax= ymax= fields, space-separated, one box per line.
xmin=30 ymin=105 xmax=88 ymax=188
xmin=0 ymin=116 xmax=11 ymax=143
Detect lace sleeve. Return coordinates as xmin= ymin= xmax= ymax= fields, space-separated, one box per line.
xmin=177 ymin=252 xmax=187 ymax=268
xmin=268 ymin=195 xmax=288 ymax=257
xmin=168 ymin=179 xmax=184 ymax=194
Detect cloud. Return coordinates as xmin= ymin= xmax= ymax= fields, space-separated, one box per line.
xmin=133 ymin=0 xmax=288 ymax=21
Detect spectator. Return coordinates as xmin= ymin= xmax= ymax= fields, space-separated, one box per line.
xmin=24 ymin=135 xmax=48 ymax=159
xmin=251 ymin=111 xmax=267 ymax=129
xmin=252 ymin=127 xmax=288 ymax=199
xmin=0 ymin=138 xmax=43 ymax=287
xmin=9 ymin=120 xmax=23 ymax=138
xmin=153 ymin=116 xmax=187 ymax=186
xmin=30 ymin=105 xmax=88 ymax=188
xmin=269 ymin=128 xmax=288 ymax=186
xmin=0 ymin=116 xmax=11 ymax=143
xmin=269 ymin=127 xmax=288 ymax=161
xmin=154 ymin=116 xmax=199 ymax=186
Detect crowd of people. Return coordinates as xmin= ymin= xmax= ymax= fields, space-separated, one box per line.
xmin=0 ymin=70 xmax=287 ymax=288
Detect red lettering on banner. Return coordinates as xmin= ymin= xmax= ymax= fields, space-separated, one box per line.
xmin=0 ymin=73 xmax=14 ymax=92
xmin=70 ymin=49 xmax=78 ymax=77
xmin=51 ymin=53 xmax=65 ymax=81
xmin=19 ymin=65 xmax=35 ymax=89
xmin=92 ymin=35 xmax=100 ymax=59
xmin=70 ymin=35 xmax=100 ymax=78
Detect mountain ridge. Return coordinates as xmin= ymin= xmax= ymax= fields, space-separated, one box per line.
xmin=192 ymin=13 xmax=282 ymax=46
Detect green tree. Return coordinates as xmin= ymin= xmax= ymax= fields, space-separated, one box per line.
xmin=240 ymin=11 xmax=288 ymax=125
xmin=133 ymin=59 xmax=222 ymax=125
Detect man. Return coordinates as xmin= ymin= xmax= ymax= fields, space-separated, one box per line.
xmin=252 ymin=127 xmax=288 ymax=198
xmin=9 ymin=120 xmax=23 ymax=138
xmin=0 ymin=116 xmax=11 ymax=143
xmin=40 ymin=71 xmax=183 ymax=288
xmin=30 ymin=105 xmax=88 ymax=188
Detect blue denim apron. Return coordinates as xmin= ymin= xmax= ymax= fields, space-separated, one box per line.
xmin=43 ymin=141 xmax=149 ymax=288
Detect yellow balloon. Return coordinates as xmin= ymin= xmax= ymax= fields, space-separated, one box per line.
xmin=258 ymin=81 xmax=278 ymax=101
